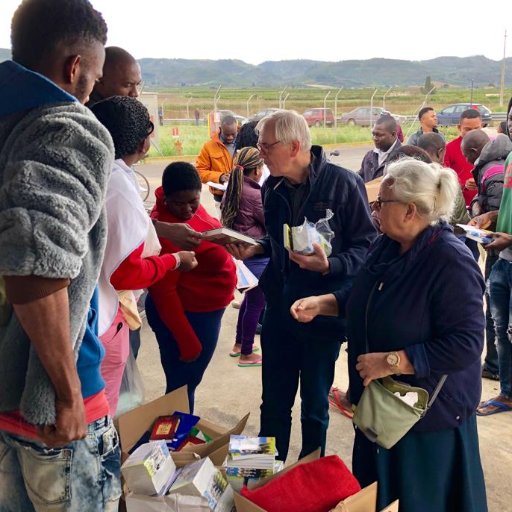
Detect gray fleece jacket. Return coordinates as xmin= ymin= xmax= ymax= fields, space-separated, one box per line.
xmin=0 ymin=61 xmax=114 ymax=425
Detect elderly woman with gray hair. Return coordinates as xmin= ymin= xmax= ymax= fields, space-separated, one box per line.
xmin=291 ymin=159 xmax=487 ymax=511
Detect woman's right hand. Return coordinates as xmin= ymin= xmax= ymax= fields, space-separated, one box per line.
xmin=290 ymin=297 xmax=321 ymax=323
xmin=177 ymin=251 xmax=198 ymax=272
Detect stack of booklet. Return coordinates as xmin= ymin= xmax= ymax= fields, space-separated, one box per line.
xmin=225 ymin=435 xmax=282 ymax=490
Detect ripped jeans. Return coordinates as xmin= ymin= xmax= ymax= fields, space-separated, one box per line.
xmin=0 ymin=416 xmax=121 ymax=512
xmin=488 ymin=258 xmax=512 ymax=398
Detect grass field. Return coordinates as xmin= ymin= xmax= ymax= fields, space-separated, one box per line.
xmin=154 ymin=85 xmax=512 ymax=120
xmin=147 ymin=84 xmax=506 ymax=156
xmin=150 ymin=122 xmax=460 ymax=157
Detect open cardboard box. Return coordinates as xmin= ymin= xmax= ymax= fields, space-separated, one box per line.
xmin=233 ymin=450 xmax=398 ymax=512
xmin=116 ymin=386 xmax=249 ymax=467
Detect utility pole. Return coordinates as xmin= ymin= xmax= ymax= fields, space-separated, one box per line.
xmin=499 ymin=29 xmax=507 ymax=108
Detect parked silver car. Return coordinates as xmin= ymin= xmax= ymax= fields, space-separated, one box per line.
xmin=340 ymin=107 xmax=405 ymax=127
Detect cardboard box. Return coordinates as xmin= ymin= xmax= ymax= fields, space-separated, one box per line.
xmin=126 ymin=493 xmax=210 ymax=512
xmin=121 ymin=441 xmax=176 ymax=496
xmin=126 ymin=457 xmax=235 ymax=512
xmin=117 ymin=386 xmax=249 ymax=467
xmin=332 ymin=483 xmax=399 ymax=512
xmin=364 ymin=177 xmax=383 ymax=204
xmin=233 ymin=452 xmax=398 ymax=512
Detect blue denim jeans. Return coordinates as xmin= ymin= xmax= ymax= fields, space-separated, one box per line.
xmin=0 ymin=416 xmax=121 ymax=512
xmin=145 ymin=294 xmax=225 ymax=413
xmin=488 ymin=258 xmax=512 ymax=398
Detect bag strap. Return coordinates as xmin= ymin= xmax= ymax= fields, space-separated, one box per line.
xmin=364 ymin=280 xmax=448 ymax=413
xmin=423 ymin=374 xmax=448 ymax=414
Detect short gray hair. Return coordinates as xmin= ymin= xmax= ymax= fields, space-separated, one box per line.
xmin=256 ymin=110 xmax=312 ymax=151
xmin=384 ymin=158 xmax=458 ymax=223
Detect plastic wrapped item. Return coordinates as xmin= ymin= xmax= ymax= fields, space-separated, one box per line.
xmin=283 ymin=209 xmax=334 ymax=256
xmin=117 ymin=345 xmax=145 ymax=417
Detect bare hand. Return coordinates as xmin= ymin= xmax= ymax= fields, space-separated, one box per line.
xmin=356 ymin=353 xmax=393 ymax=387
xmin=288 ymin=243 xmax=329 ymax=274
xmin=225 ymin=242 xmax=262 ymax=260
xmin=155 ymin=222 xmax=202 ymax=250
xmin=468 ymin=211 xmax=495 ymax=229
xmin=465 ymin=178 xmax=477 ymax=191
xmin=485 ymin=232 xmax=512 ymax=252
xmin=37 ymin=397 xmax=86 ymax=448
xmin=290 ymin=297 xmax=321 ymax=323
xmin=177 ymin=251 xmax=198 ymax=272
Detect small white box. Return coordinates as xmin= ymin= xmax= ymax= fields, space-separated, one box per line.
xmin=169 ymin=457 xmax=229 ymax=509
xmin=122 ymin=441 xmax=177 ymax=496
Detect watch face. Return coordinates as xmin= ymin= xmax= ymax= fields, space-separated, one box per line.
xmin=387 ymin=353 xmax=399 ymax=366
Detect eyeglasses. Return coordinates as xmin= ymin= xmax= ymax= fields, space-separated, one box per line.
xmin=257 ymin=140 xmax=281 ymax=152
xmin=374 ymin=197 xmax=402 ymax=210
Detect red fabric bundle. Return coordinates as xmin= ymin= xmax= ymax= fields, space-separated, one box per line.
xmin=240 ymin=455 xmax=361 ymax=512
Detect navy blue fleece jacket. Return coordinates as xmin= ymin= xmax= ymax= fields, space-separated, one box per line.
xmin=342 ymin=223 xmax=485 ymax=432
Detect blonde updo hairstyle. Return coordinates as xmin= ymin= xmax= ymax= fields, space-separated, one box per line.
xmin=383 ymin=158 xmax=458 ymax=224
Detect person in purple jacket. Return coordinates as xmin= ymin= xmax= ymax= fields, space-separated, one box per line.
xmin=222 ymin=147 xmax=268 ymax=366
xmin=291 ymin=158 xmax=487 ymax=511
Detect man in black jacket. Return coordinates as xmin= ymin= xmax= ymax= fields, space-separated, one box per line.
xmin=358 ymin=115 xmax=402 ymax=183
xmin=228 ymin=110 xmax=376 ymax=461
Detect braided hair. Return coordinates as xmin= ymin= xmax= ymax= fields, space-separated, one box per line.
xmin=91 ymin=96 xmax=154 ymax=159
xmin=221 ymin=147 xmax=263 ymax=229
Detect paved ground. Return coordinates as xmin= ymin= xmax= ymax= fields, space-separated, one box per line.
xmin=134 ymin=145 xmax=510 ymax=511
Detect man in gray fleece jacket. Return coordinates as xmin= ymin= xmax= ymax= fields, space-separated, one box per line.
xmin=0 ymin=1 xmax=121 ymax=510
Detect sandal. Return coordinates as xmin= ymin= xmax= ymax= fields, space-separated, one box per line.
xmin=230 ymin=345 xmax=260 ymax=357
xmin=328 ymin=387 xmax=354 ymax=419
xmin=476 ymin=397 xmax=512 ymax=416
xmin=238 ymin=355 xmax=262 ymax=367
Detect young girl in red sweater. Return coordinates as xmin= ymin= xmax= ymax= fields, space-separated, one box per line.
xmin=146 ymin=162 xmax=237 ymax=411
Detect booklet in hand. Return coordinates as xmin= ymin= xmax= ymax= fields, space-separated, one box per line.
xmin=456 ymin=224 xmax=494 ymax=244
xmin=202 ymin=227 xmax=257 ymax=246
xmin=206 ymin=181 xmax=227 ymax=192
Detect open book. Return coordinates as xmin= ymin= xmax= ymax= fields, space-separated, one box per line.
xmin=202 ymin=227 xmax=257 ymax=246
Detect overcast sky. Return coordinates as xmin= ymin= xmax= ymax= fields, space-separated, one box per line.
xmin=0 ymin=0 xmax=510 ymax=64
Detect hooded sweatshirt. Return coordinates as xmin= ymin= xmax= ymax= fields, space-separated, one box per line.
xmin=0 ymin=61 xmax=113 ymax=425
xmin=470 ymin=134 xmax=512 ymax=217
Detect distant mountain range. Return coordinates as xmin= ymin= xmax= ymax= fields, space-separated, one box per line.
xmin=1 ymin=48 xmax=510 ymax=88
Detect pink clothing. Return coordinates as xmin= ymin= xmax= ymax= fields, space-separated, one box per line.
xmin=100 ymin=306 xmax=130 ymax=416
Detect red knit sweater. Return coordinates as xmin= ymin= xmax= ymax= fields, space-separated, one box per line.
xmin=110 ymin=243 xmax=177 ymax=290
xmin=444 ymin=135 xmax=477 ymax=207
xmin=148 ymin=187 xmax=236 ymax=358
